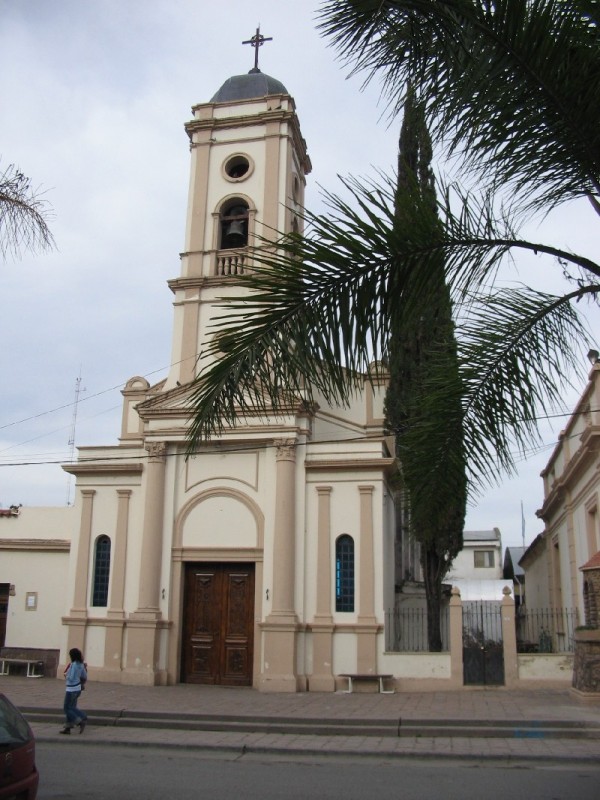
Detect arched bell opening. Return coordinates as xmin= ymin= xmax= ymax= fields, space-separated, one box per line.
xmin=219 ymin=200 xmax=249 ymax=250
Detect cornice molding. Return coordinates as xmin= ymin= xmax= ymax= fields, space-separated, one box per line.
xmin=168 ymin=273 xmax=252 ymax=293
xmin=305 ymin=457 xmax=396 ymax=473
xmin=0 ymin=539 xmax=70 ymax=552
xmin=171 ymin=547 xmax=263 ymax=563
xmin=62 ymin=463 xmax=143 ymax=477
xmin=185 ymin=107 xmax=296 ymax=137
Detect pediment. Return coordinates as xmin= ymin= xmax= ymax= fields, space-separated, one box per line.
xmin=135 ymin=381 xmax=199 ymax=418
xmin=135 ymin=379 xmax=313 ymax=424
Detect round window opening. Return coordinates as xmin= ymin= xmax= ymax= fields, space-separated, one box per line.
xmin=225 ymin=155 xmax=251 ymax=180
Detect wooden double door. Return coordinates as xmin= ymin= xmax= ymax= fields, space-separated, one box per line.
xmin=181 ymin=563 xmax=255 ymax=685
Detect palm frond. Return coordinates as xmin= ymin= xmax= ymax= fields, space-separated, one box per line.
xmin=0 ymin=163 xmax=54 ymax=260
xmin=317 ymin=1 xmax=600 ymax=213
xmin=458 ymin=285 xmax=594 ymax=487
xmin=187 ymin=173 xmax=599 ymax=491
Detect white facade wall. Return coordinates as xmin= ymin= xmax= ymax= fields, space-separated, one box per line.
xmin=532 ymin=363 xmax=600 ymax=619
xmin=2 ymin=550 xmax=69 ymax=649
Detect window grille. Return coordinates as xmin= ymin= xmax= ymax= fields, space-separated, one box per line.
xmin=335 ymin=534 xmax=354 ymax=612
xmin=92 ymin=535 xmax=111 ymax=607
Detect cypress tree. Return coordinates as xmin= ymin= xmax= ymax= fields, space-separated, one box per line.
xmin=385 ymin=88 xmax=466 ymax=652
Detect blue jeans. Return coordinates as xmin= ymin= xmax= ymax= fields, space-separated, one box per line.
xmin=64 ymin=691 xmax=87 ymax=726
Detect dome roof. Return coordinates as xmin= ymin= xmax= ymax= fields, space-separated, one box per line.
xmin=211 ymin=69 xmax=288 ymax=103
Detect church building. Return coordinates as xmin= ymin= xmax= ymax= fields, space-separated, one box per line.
xmin=1 ymin=50 xmax=397 ymax=691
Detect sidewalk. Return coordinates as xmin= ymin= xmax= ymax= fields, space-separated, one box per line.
xmin=3 ymin=677 xmax=600 ymax=765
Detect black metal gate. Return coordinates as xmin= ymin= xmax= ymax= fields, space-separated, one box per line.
xmin=462 ymin=601 xmax=505 ymax=685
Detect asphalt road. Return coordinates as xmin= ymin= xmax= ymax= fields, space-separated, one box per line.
xmin=34 ymin=742 xmax=600 ymax=800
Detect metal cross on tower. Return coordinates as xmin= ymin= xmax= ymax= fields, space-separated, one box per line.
xmin=242 ymin=25 xmax=273 ymax=72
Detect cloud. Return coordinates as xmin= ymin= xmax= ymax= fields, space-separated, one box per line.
xmin=0 ymin=0 xmax=597 ymax=549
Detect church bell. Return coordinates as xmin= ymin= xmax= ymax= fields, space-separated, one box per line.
xmin=221 ymin=206 xmax=248 ymax=249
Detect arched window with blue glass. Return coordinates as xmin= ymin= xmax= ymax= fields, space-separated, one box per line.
xmin=335 ymin=534 xmax=355 ymax=612
xmin=92 ymin=535 xmax=111 ymax=607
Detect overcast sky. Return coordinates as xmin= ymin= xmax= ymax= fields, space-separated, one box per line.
xmin=1 ymin=0 xmax=598 ymax=552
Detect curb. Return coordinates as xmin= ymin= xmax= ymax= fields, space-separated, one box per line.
xmin=31 ymin=731 xmax=600 ymax=767
xmin=22 ymin=708 xmax=600 ymax=740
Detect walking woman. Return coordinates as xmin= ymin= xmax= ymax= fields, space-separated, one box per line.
xmin=60 ymin=648 xmax=88 ymax=734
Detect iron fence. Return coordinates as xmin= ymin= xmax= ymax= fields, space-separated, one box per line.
xmin=385 ymin=605 xmax=450 ymax=652
xmin=515 ymin=607 xmax=579 ymax=654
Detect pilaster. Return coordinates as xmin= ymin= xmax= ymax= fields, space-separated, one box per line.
xmin=310 ymin=485 xmax=335 ymax=692
xmin=64 ymin=489 xmax=95 ymax=655
xmin=125 ymin=443 xmax=166 ymax=682
xmin=103 ymin=489 xmax=131 ymax=674
xmin=71 ymin=489 xmax=95 ymax=614
xmin=449 ymin=586 xmax=464 ymax=688
xmin=261 ymin=439 xmax=300 ymax=691
xmin=356 ymin=485 xmax=378 ymax=674
xmin=501 ymin=586 xmax=518 ymax=687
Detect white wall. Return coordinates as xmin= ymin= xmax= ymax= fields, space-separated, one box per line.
xmin=2 ymin=550 xmax=69 ymax=651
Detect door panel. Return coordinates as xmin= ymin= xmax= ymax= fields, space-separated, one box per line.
xmin=185 ymin=569 xmax=220 ymax=684
xmin=181 ymin=564 xmax=254 ymax=686
xmin=462 ymin=601 xmax=505 ymax=686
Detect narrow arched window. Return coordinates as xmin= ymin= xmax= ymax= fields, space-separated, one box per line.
xmin=335 ymin=534 xmax=355 ymax=612
xmin=92 ymin=535 xmax=111 ymax=607
xmin=219 ymin=199 xmax=249 ymax=250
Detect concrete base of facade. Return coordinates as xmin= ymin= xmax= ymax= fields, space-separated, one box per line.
xmin=308 ymin=675 xmax=336 ymax=692
xmin=79 ymin=667 xmax=168 ymax=686
xmin=388 ymin=677 xmax=462 ymax=692
xmin=120 ymin=668 xmax=168 ymax=686
xmin=258 ymin=674 xmax=303 ymax=692
xmin=259 ymin=616 xmax=300 ymax=692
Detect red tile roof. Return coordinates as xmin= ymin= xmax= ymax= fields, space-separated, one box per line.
xmin=581 ymin=551 xmax=600 ymax=570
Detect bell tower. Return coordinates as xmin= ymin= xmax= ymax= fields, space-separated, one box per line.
xmin=164 ymin=40 xmax=311 ymax=390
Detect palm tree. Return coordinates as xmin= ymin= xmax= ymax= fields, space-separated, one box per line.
xmin=0 ymin=162 xmax=54 ymax=261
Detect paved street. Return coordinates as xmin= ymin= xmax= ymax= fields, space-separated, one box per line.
xmin=34 ymin=742 xmax=600 ymax=800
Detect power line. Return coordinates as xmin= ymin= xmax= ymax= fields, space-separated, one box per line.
xmin=0 ymin=359 xmax=187 ymax=432
xmin=0 ymin=422 xmax=588 ymax=470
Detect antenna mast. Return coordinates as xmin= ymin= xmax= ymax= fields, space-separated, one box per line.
xmin=66 ymin=370 xmax=85 ymax=506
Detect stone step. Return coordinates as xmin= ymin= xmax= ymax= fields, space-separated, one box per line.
xmin=22 ymin=708 xmax=600 ymax=740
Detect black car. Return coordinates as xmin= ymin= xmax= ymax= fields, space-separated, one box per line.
xmin=0 ymin=692 xmax=38 ymax=799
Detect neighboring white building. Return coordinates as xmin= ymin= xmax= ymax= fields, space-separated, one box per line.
xmin=522 ymin=359 xmax=600 ymax=620
xmin=0 ymin=64 xmax=397 ymax=691
xmin=444 ymin=529 xmax=507 ymax=602
xmin=446 ymin=529 xmax=503 ymax=583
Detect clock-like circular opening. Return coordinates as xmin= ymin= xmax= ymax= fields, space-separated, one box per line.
xmin=224 ymin=155 xmax=251 ymax=180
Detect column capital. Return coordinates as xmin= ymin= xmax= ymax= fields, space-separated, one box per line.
xmin=146 ymin=441 xmax=167 ymax=462
xmin=275 ymin=439 xmax=296 ymax=462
